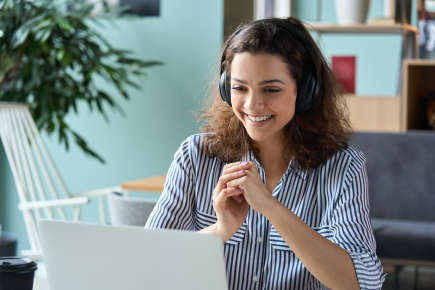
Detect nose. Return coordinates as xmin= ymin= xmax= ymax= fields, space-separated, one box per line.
xmin=244 ymin=89 xmax=265 ymax=111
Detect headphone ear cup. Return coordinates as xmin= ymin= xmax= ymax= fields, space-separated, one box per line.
xmin=219 ymin=71 xmax=232 ymax=106
xmin=296 ymin=72 xmax=319 ymax=113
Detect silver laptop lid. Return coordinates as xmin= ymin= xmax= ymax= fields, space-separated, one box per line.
xmin=39 ymin=220 xmax=228 ymax=290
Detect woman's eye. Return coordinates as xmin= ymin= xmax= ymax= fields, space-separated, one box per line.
xmin=264 ymin=87 xmax=281 ymax=93
xmin=231 ymin=86 xmax=245 ymax=91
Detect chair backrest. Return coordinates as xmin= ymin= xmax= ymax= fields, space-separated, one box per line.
xmin=350 ymin=131 xmax=435 ymax=222
xmin=108 ymin=192 xmax=156 ymax=227
xmin=0 ymin=103 xmax=83 ymax=258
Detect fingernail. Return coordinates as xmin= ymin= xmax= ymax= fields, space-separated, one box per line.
xmin=241 ymin=161 xmax=248 ymax=166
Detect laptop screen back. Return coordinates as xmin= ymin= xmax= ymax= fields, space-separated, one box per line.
xmin=39 ymin=220 xmax=228 ymax=290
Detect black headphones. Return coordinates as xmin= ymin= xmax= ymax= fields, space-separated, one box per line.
xmin=218 ymin=18 xmax=322 ymax=114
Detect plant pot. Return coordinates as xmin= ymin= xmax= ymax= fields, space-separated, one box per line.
xmin=335 ymin=0 xmax=371 ymax=25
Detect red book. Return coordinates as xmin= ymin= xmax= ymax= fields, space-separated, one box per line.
xmin=331 ymin=56 xmax=356 ymax=94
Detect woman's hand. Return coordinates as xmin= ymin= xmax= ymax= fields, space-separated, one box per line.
xmin=226 ymin=162 xmax=276 ymax=214
xmin=212 ymin=161 xmax=251 ymax=242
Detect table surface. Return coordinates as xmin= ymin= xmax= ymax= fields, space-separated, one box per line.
xmin=121 ymin=175 xmax=166 ymax=192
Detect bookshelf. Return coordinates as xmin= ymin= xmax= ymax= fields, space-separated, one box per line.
xmin=307 ymin=23 xmax=419 ymax=132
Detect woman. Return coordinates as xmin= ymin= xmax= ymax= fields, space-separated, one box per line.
xmin=146 ymin=17 xmax=385 ymax=290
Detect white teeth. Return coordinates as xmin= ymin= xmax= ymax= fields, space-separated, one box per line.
xmin=247 ymin=115 xmax=272 ymax=122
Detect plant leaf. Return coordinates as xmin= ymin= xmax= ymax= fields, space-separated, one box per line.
xmin=11 ymin=25 xmax=30 ymax=48
xmin=1 ymin=0 xmax=163 ymax=163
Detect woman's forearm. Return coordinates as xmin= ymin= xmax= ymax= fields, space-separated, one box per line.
xmin=262 ymin=198 xmax=360 ymax=290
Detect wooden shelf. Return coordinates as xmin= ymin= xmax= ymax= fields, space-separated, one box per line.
xmin=403 ymin=59 xmax=435 ymax=66
xmin=305 ymin=23 xmax=418 ymax=34
xmin=345 ymin=95 xmax=401 ymax=132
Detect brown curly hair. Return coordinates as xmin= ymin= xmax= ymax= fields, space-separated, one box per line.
xmin=199 ymin=17 xmax=352 ymax=170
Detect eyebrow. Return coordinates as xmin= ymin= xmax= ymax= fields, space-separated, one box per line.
xmin=231 ymin=77 xmax=285 ymax=85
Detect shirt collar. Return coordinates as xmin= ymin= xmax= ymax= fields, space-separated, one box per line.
xmin=241 ymin=150 xmax=259 ymax=165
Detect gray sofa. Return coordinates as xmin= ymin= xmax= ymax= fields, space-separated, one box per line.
xmin=350 ymin=131 xmax=435 ymax=288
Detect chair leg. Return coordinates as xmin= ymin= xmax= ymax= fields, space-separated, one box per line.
xmin=413 ymin=266 xmax=419 ymax=290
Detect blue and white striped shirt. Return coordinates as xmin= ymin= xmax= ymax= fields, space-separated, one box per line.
xmin=145 ymin=133 xmax=385 ymax=289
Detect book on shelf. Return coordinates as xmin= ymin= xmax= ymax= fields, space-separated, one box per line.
xmin=331 ymin=56 xmax=356 ymax=95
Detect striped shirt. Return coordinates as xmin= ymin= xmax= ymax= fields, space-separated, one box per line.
xmin=145 ymin=133 xmax=385 ymax=290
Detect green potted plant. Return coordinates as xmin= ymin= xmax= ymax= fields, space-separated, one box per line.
xmin=0 ymin=0 xmax=162 ymax=163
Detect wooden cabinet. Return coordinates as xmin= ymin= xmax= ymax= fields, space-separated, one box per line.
xmin=402 ymin=59 xmax=435 ymax=131
xmin=345 ymin=95 xmax=401 ymax=132
xmin=345 ymin=59 xmax=435 ymax=132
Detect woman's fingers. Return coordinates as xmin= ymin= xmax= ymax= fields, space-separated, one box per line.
xmin=212 ymin=170 xmax=245 ymax=200
xmin=226 ymin=175 xmax=247 ymax=188
xmin=215 ymin=165 xmax=249 ymax=192
xmin=213 ymin=161 xmax=252 ymax=200
xmin=220 ymin=169 xmax=246 ymax=185
xmin=222 ymin=161 xmax=251 ymax=175
xmin=233 ymin=193 xmax=245 ymax=203
xmin=213 ymin=187 xmax=243 ymax=203
xmin=214 ymin=170 xmax=244 ymax=197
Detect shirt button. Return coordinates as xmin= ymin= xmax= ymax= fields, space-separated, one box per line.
xmin=253 ymin=275 xmax=259 ymax=282
xmin=257 ymin=237 xmax=263 ymax=243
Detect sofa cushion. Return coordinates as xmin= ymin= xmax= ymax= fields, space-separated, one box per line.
xmin=372 ymin=218 xmax=435 ymax=261
xmin=350 ymin=132 xmax=435 ymax=222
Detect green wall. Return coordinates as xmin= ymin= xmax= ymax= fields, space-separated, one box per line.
xmin=0 ymin=0 xmax=223 ymax=254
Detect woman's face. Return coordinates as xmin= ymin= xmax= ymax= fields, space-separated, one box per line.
xmin=230 ymin=52 xmax=297 ymax=145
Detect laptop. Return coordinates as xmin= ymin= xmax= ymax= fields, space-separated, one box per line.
xmin=39 ymin=220 xmax=228 ymax=290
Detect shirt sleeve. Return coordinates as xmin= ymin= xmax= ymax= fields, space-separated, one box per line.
xmin=145 ymin=137 xmax=196 ymax=231
xmin=329 ymin=155 xmax=386 ymax=290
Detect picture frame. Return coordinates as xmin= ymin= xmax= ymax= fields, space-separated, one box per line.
xmin=88 ymin=0 xmax=160 ymax=16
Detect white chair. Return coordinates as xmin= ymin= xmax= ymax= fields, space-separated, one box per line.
xmin=0 ymin=102 xmax=121 ymax=261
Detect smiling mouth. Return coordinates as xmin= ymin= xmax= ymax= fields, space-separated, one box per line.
xmin=246 ymin=114 xmax=274 ymax=123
